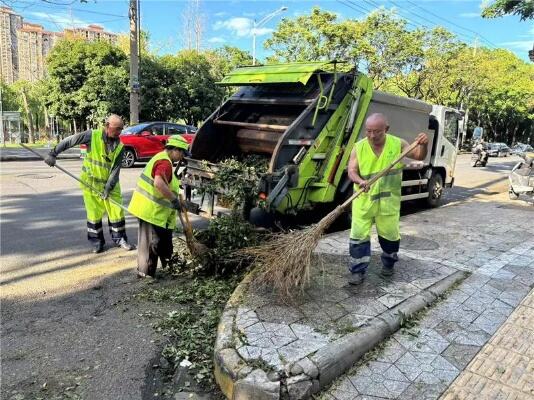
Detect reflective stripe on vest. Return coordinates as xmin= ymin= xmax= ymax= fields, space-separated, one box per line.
xmin=354 ymin=134 xmax=403 ymax=215
xmin=128 ymin=151 xmax=180 ymax=229
xmin=80 ymin=129 xmax=123 ymax=191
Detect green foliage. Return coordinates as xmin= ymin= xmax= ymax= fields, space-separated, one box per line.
xmin=172 ymin=212 xmax=261 ymax=276
xmin=206 ymin=46 xmax=253 ymax=79
xmin=138 ymin=50 xmax=224 ymax=125
xmin=137 ymin=275 xmax=241 ymax=389
xmin=482 ymin=0 xmax=534 ymax=20
xmin=201 ymin=156 xmax=269 ymax=211
xmin=45 ymin=38 xmax=129 ymax=126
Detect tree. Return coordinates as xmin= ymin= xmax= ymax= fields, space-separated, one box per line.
xmin=45 ymin=38 xmax=129 ymax=129
xmin=116 ymin=31 xmax=151 ymax=56
xmin=482 ymin=0 xmax=534 ymax=20
xmin=205 ymin=46 xmax=253 ymax=79
xmin=264 ymin=8 xmax=363 ymax=62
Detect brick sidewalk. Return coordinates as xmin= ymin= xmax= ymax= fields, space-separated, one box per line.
xmin=441 ymin=288 xmax=534 ymax=400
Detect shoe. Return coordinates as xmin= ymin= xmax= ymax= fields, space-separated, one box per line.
xmin=348 ymin=272 xmax=365 ymax=285
xmin=381 ymin=266 xmax=394 ymax=276
xmin=137 ymin=270 xmax=155 ymax=279
xmin=92 ymin=242 xmax=104 ymax=254
xmin=117 ymin=238 xmax=135 ymax=251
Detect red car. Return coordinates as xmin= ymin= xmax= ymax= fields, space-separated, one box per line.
xmin=119 ymin=122 xmax=196 ymax=167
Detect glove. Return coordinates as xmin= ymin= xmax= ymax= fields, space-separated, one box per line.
xmin=44 ymin=154 xmax=56 ymax=167
xmin=171 ymin=198 xmax=182 ymax=211
xmin=101 ymin=189 xmax=110 ymax=200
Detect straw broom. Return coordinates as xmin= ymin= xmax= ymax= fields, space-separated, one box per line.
xmin=177 ymin=194 xmax=208 ymax=258
xmin=241 ymin=140 xmax=420 ymax=298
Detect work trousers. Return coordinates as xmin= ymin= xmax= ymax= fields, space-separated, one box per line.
xmin=137 ymin=219 xmax=173 ymax=277
xmin=82 ymin=189 xmax=127 ymax=245
xmin=349 ymin=203 xmax=400 ymax=274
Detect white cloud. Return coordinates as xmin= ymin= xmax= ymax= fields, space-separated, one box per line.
xmin=214 ymin=17 xmax=252 ymax=37
xmin=459 ymin=12 xmax=481 ymax=18
xmin=214 ymin=16 xmax=277 ymax=37
xmin=214 ymin=12 xmax=228 ymax=17
xmin=500 ymin=40 xmax=534 ymax=51
xmin=208 ymin=36 xmax=226 ymax=44
xmin=28 ymin=11 xmax=90 ymax=29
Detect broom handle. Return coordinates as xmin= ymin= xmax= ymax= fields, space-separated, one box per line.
xmin=339 ymin=140 xmax=420 ymax=211
xmin=20 ymin=143 xmax=129 ymax=213
xmin=179 ymin=194 xmax=194 ymax=236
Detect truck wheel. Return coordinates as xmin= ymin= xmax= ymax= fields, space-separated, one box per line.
xmin=122 ymin=149 xmax=136 ymax=168
xmin=426 ymin=173 xmax=443 ymax=208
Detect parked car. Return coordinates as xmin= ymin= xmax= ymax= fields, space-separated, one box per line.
xmin=510 ymin=143 xmax=534 ymax=155
xmin=119 ymin=122 xmax=196 ymax=167
xmin=487 ymin=143 xmax=510 ymax=157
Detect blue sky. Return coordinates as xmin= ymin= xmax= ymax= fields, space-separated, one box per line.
xmin=7 ymin=0 xmax=534 ymax=62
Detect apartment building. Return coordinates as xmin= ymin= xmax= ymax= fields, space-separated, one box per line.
xmin=0 ymin=7 xmax=22 ymax=83
xmin=0 ymin=7 xmax=117 ymax=83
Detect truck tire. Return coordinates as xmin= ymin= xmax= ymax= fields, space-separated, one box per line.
xmin=122 ymin=148 xmax=136 ymax=168
xmin=426 ymin=172 xmax=443 ymax=208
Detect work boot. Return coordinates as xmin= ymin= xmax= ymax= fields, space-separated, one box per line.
xmin=348 ymin=272 xmax=365 ymax=285
xmin=92 ymin=242 xmax=105 ymax=254
xmin=381 ymin=265 xmax=394 ymax=277
xmin=117 ymin=238 xmax=135 ymax=251
xmin=137 ymin=270 xmax=155 ymax=279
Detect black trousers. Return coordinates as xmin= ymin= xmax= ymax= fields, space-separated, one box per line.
xmin=137 ymin=219 xmax=173 ymax=277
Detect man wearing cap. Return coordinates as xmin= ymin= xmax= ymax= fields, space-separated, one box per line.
xmin=128 ymin=135 xmax=190 ymax=278
xmin=44 ymin=114 xmax=134 ymax=253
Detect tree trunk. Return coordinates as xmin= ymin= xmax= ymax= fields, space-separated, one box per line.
xmin=20 ymin=88 xmax=35 ymax=143
xmin=73 ymin=119 xmax=78 ymax=135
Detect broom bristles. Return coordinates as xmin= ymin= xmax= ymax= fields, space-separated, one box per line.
xmin=240 ymin=205 xmax=345 ymax=298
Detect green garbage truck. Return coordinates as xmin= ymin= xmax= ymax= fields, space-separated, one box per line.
xmin=183 ymin=61 xmax=462 ymax=220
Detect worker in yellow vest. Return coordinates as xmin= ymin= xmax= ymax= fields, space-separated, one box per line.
xmin=128 ymin=135 xmax=190 ymax=278
xmin=44 ymin=114 xmax=134 ymax=253
xmin=347 ymin=113 xmax=429 ymax=285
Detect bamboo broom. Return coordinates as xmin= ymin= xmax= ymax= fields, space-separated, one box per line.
xmin=177 ymin=194 xmax=208 ymax=258
xmin=241 ymin=140 xmax=420 ymax=298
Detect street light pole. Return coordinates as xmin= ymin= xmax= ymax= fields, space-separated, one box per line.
xmin=252 ymin=6 xmax=287 ymax=66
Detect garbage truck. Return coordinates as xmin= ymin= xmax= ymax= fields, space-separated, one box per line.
xmin=183 ymin=61 xmax=462 ymax=220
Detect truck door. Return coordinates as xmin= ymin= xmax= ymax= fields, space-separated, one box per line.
xmin=435 ymin=111 xmax=460 ymax=185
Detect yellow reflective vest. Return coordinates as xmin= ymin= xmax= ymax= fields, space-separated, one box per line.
xmin=80 ymin=129 xmax=123 ymax=192
xmin=354 ymin=134 xmax=403 ymax=216
xmin=128 ymin=151 xmax=180 ymax=229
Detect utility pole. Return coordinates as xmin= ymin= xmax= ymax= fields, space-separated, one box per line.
xmin=129 ymin=0 xmax=140 ymax=124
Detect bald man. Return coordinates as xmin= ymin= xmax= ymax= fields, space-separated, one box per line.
xmin=347 ymin=113 xmax=428 ymax=284
xmin=45 ymin=114 xmax=134 ymax=253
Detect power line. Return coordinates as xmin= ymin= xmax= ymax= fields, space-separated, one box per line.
xmin=5 ymin=0 xmax=127 ymax=18
xmin=403 ymin=0 xmax=498 ymax=48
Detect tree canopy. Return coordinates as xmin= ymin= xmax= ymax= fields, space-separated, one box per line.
xmin=482 ymin=0 xmax=534 ymax=20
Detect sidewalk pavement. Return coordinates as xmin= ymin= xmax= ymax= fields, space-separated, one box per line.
xmin=214 ymin=199 xmax=534 ymax=400
xmin=441 ymin=288 xmax=534 ymax=400
xmin=0 ymin=147 xmax=80 ymax=161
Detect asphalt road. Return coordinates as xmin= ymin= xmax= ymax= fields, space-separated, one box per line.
xmin=0 ymin=153 xmax=529 ymax=400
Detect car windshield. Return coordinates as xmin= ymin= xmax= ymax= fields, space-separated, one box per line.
xmin=122 ymin=123 xmax=150 ymax=134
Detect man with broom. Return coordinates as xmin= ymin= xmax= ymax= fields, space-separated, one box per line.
xmin=128 ymin=135 xmax=191 ymax=278
xmin=347 ymin=113 xmax=429 ymax=285
xmin=44 ymin=114 xmax=135 ymax=254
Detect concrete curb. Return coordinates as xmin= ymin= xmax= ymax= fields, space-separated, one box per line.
xmin=213 ymin=270 xmax=468 ymax=400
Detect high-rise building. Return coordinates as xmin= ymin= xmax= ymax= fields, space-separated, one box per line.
xmin=17 ymin=23 xmax=62 ymax=82
xmin=0 ymin=7 xmax=118 ymax=83
xmin=64 ymin=24 xmax=117 ymax=44
xmin=0 ymin=7 xmax=23 ymax=83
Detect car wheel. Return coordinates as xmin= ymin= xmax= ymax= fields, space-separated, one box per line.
xmin=122 ymin=148 xmax=136 ymax=168
xmin=427 ymin=172 xmax=443 ymax=208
